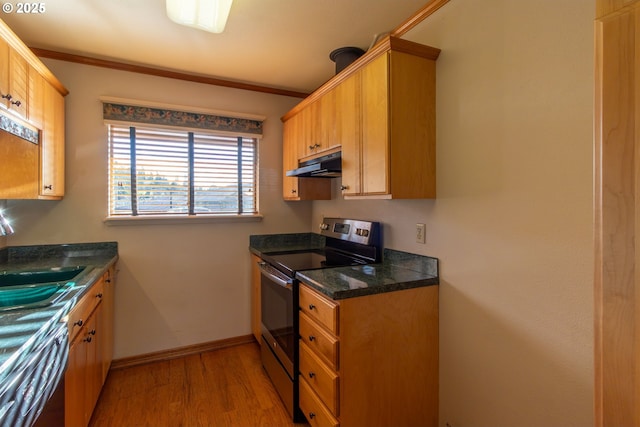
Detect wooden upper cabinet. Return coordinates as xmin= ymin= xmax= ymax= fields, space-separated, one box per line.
xmin=7 ymin=48 xmax=28 ymax=119
xmin=0 ymin=42 xmax=29 ymax=119
xmin=282 ymin=102 xmax=332 ymax=201
xmin=597 ymin=0 xmax=640 ymax=18
xmin=282 ymin=114 xmax=301 ymax=199
xmin=338 ymin=72 xmax=361 ymax=195
xmin=357 ymin=53 xmax=390 ymax=196
xmin=313 ymin=88 xmax=342 ymax=156
xmin=297 ymin=101 xmax=316 ymax=158
xmin=28 ymin=65 xmax=45 ymax=129
xmin=294 ymin=89 xmax=343 ymax=160
xmin=40 ymin=82 xmax=65 ymax=199
xmin=342 ymin=46 xmax=438 ymax=199
xmin=0 ymin=38 xmax=8 ymax=109
xmin=0 ymin=18 xmax=68 ymax=200
xmin=281 ymin=35 xmax=439 ymax=201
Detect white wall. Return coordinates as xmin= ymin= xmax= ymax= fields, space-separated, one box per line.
xmin=313 ymin=1 xmax=594 ymax=426
xmin=5 ymin=60 xmax=310 ymax=358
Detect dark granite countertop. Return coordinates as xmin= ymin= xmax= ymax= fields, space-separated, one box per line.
xmin=249 ymin=233 xmax=438 ymax=300
xmin=249 ymin=232 xmax=325 ymax=255
xmin=0 ymin=242 xmax=118 ymax=383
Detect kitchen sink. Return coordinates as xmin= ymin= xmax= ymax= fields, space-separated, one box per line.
xmin=0 ymin=266 xmax=86 ymax=287
xmin=0 ymin=266 xmax=87 ymax=311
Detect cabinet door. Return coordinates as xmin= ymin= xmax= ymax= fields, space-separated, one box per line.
xmin=282 ymin=113 xmax=332 ymax=200
xmin=85 ymin=306 xmax=102 ymax=418
xmin=8 ymin=48 xmax=28 ymax=119
xmin=316 ymin=88 xmax=344 ymax=154
xmin=299 ymin=91 xmax=342 ymax=159
xmin=65 ymin=309 xmax=99 ymax=427
xmin=337 ymin=72 xmax=361 ymax=196
xmin=28 ymin=67 xmax=44 ymax=128
xmin=299 ymin=101 xmax=318 ymax=158
xmin=0 ymin=38 xmax=9 ymax=110
xmin=65 ymin=334 xmax=88 ymax=427
xmin=99 ymin=270 xmax=114 ymax=384
xmin=251 ymin=254 xmax=261 ymax=342
xmin=40 ymin=82 xmax=65 ymax=198
xmin=317 ymin=89 xmax=335 ymax=152
xmin=360 ymin=53 xmax=390 ymax=195
xmin=282 ymin=115 xmax=301 ymax=199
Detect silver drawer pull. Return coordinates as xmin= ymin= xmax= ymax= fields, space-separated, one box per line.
xmin=308 ymin=371 xmax=315 ymax=379
xmin=308 ymin=335 xmax=315 ymax=342
xmin=308 ymin=304 xmax=316 ymax=310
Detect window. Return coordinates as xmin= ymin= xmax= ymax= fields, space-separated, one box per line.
xmin=108 ymin=124 xmax=258 ymax=217
xmin=102 ymin=99 xmax=263 ymax=220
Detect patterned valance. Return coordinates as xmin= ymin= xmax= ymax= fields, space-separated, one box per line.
xmin=0 ymin=112 xmax=39 ymax=144
xmin=102 ymin=102 xmax=263 ymax=135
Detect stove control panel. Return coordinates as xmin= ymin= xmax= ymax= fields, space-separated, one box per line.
xmin=319 ymin=218 xmax=380 ymax=246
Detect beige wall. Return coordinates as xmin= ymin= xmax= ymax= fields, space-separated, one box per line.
xmin=313 ymin=0 xmax=594 ymax=426
xmin=5 ymin=60 xmax=309 ymax=358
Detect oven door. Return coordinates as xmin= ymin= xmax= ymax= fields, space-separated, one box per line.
xmin=259 ymin=262 xmax=297 ymax=379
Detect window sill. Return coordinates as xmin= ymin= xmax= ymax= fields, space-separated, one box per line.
xmin=104 ymin=214 xmax=263 ymax=226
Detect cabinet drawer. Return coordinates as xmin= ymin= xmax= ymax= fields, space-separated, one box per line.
xmin=299 ymin=341 xmax=339 ymax=415
xmin=68 ymin=278 xmax=104 ymax=341
xmin=299 ymin=284 xmax=339 ymax=334
xmin=299 ymin=376 xmax=340 ymax=427
xmin=300 ymin=311 xmax=339 ymax=369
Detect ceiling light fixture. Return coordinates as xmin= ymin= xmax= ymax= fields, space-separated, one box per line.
xmin=166 ymin=0 xmax=233 ymax=34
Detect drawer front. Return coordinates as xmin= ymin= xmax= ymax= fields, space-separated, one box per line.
xmin=68 ymin=278 xmax=104 ymax=341
xmin=299 ymin=285 xmax=339 ymax=334
xmin=299 ymin=376 xmax=340 ymax=427
xmin=299 ymin=341 xmax=339 ymax=415
xmin=299 ymin=312 xmax=339 ymax=369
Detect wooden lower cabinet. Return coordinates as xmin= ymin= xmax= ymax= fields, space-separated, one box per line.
xmin=65 ymin=299 xmax=101 ymax=427
xmin=65 ymin=267 xmax=116 ymax=427
xmin=298 ymin=283 xmax=439 ymax=427
xmin=250 ymin=254 xmax=262 ymax=343
xmin=299 ymin=378 xmax=340 ymax=427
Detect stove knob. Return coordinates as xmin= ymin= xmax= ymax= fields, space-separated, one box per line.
xmin=319 ymin=223 xmax=329 ymax=231
xmin=355 ymin=228 xmax=369 ymax=237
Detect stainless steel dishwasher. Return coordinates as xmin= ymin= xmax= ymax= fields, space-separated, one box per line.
xmin=0 ymin=321 xmax=68 ymax=427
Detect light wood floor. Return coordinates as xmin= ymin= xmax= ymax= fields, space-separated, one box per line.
xmin=89 ymin=342 xmax=308 ymax=427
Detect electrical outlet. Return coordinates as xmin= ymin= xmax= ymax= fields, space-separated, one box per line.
xmin=416 ymin=223 xmax=426 ymax=244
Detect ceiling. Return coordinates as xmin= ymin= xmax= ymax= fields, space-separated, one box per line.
xmin=1 ymin=0 xmax=429 ymax=96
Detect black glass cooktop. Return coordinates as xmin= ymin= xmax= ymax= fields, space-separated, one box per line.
xmin=267 ymin=250 xmax=327 ymax=271
xmin=261 ymin=248 xmax=368 ymax=278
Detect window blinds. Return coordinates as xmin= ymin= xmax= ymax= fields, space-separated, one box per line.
xmin=108 ymin=124 xmax=257 ymax=216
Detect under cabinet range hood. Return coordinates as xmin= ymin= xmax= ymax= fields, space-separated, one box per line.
xmin=286 ymin=151 xmax=342 ymax=178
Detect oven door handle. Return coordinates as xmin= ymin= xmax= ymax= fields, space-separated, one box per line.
xmin=258 ymin=262 xmax=293 ymax=289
